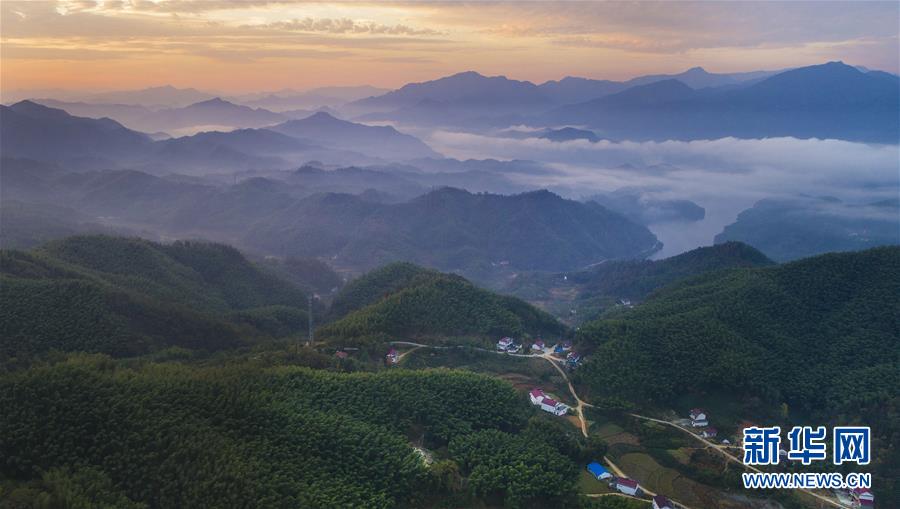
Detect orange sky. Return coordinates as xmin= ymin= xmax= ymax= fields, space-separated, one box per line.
xmin=2 ymin=1 xmax=898 ymax=94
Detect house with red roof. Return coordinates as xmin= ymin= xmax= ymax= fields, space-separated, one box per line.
xmin=652 ymin=495 xmax=674 ymax=509
xmin=531 ymin=339 xmax=546 ymax=351
xmin=335 ymin=351 xmax=348 ymax=359
xmin=529 ymin=388 xmax=545 ymax=405
xmin=701 ymin=427 xmax=718 ymax=438
xmin=614 ymin=477 xmax=639 ymax=496
xmin=851 ymin=488 xmax=874 ymax=507
xmin=497 ymin=337 xmax=514 ymax=351
xmin=539 ymin=397 xmax=569 ymax=416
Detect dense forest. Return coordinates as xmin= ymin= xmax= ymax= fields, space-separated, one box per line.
xmin=3 ymin=235 xmax=897 ymax=507
xmin=320 ymin=262 xmax=566 ymax=342
xmin=0 ymin=235 xmax=311 ymax=359
xmin=574 ymin=246 xmax=900 ymax=504
xmin=0 ymin=237 xmax=587 ymax=507
xmin=501 ymin=242 xmax=774 ymax=322
xmin=0 ymin=355 xmax=592 ymax=508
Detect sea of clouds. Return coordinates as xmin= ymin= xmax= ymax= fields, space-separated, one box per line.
xmin=421 ymin=129 xmax=900 ymax=257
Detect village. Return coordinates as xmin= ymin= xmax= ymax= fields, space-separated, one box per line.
xmin=333 ymin=338 xmax=874 ymax=509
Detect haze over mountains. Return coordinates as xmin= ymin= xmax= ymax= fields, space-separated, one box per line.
xmin=2 ymin=61 xmax=898 ymax=271
xmin=3 ymin=57 xmax=900 ymax=508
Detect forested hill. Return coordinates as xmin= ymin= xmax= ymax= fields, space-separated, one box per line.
xmin=570 ymin=241 xmax=774 ymax=300
xmin=246 ymin=187 xmax=662 ymax=274
xmin=329 ymin=262 xmax=441 ymax=318
xmin=576 ymin=246 xmax=898 ymax=408
xmin=574 ymin=246 xmax=900 ymax=504
xmin=321 ymin=262 xmax=566 ymax=342
xmin=0 ymin=356 xmax=581 ymax=508
xmin=501 ymin=242 xmax=774 ymax=323
xmin=1 ymin=235 xmax=310 ymax=358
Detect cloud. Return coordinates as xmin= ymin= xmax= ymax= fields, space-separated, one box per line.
xmin=246 ymin=18 xmax=443 ymax=36
xmin=420 ymin=128 xmax=899 ymax=255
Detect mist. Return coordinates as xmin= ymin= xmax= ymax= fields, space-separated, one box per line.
xmin=419 ymin=128 xmax=900 ymax=254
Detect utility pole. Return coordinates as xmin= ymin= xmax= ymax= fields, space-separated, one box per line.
xmin=307 ymin=294 xmax=314 ymax=347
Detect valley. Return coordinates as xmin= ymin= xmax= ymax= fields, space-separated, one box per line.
xmin=2 ymin=5 xmax=898 ymax=506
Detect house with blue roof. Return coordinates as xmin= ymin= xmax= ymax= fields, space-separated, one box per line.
xmin=586 ymin=461 xmax=612 ymax=480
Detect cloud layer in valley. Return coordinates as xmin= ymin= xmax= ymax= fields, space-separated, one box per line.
xmin=424 ymin=129 xmax=900 ymax=257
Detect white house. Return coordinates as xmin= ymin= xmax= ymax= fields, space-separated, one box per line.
xmin=614 ymin=477 xmax=639 ymax=496
xmin=701 ymin=427 xmax=718 ymax=439
xmin=690 ymin=408 xmax=708 ymax=427
xmin=529 ymin=388 xmax=545 ymax=405
xmin=531 ymin=339 xmax=545 ymax=351
xmin=539 ymin=397 xmax=569 ymax=416
xmin=497 ymin=337 xmax=514 ymax=351
xmin=652 ymin=495 xmax=674 ymax=509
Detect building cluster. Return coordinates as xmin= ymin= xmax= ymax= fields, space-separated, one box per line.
xmin=689 ymin=408 xmax=717 ymax=440
xmin=586 ymin=462 xmax=674 ymax=506
xmin=586 ymin=462 xmax=676 ymax=507
xmin=499 ymin=336 xmax=584 ymax=369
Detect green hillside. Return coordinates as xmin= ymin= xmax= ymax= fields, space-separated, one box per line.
xmin=321 ymin=262 xmax=565 ymax=341
xmin=1 ymin=235 xmax=309 ymax=358
xmin=329 ymin=262 xmax=438 ymax=318
xmin=502 ymin=242 xmax=774 ymax=322
xmin=574 ymin=246 xmax=900 ymax=503
xmin=0 ymin=355 xmax=580 ymax=508
xmin=572 ymin=241 xmax=774 ymax=300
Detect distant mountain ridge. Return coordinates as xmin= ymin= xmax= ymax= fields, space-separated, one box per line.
xmin=348 ymin=62 xmax=898 ymax=141
xmin=0 ymin=101 xmax=152 ymax=162
xmin=270 ymin=111 xmax=440 ymax=160
xmin=544 ymin=62 xmax=899 ymax=142
xmin=0 ymin=101 xmax=438 ymax=169
xmin=245 ymin=187 xmax=662 ymax=274
xmin=715 ymin=196 xmax=900 ymax=261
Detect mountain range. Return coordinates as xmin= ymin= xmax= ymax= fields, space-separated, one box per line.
xmin=270 ymin=111 xmax=439 ymax=160
xmin=232 ymin=85 xmax=390 ymax=111
xmin=349 ymin=66 xmax=781 ymax=116
xmin=0 ymin=102 xmax=440 ymax=169
xmin=1 ymin=160 xmax=660 ymax=278
xmin=0 ymin=101 xmax=152 ymax=164
xmin=544 ymin=62 xmax=899 ymax=142
xmin=14 ymin=62 xmax=898 ymax=143
xmin=347 ymin=62 xmax=898 ymax=142
xmin=242 ymin=187 xmax=662 ymax=275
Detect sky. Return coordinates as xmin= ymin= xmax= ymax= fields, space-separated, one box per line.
xmin=1 ymin=1 xmax=898 ymax=93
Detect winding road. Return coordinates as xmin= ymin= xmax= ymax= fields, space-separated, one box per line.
xmin=389 ymin=341 xmax=695 ymax=508
xmin=389 ymin=341 xmax=844 ymax=509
